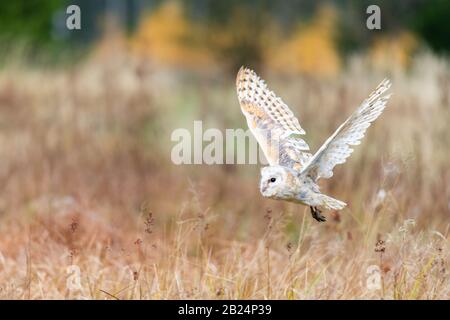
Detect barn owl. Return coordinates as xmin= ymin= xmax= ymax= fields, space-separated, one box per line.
xmin=236 ymin=67 xmax=391 ymax=222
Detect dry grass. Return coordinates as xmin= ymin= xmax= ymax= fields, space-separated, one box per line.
xmin=0 ymin=51 xmax=448 ymax=299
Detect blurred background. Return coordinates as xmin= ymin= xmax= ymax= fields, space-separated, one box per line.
xmin=0 ymin=0 xmax=450 ymax=70
xmin=0 ymin=0 xmax=448 ymax=299
xmin=1 ymin=0 xmax=450 ymax=71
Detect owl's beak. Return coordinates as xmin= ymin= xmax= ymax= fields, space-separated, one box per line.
xmin=261 ymin=184 xmax=268 ymax=194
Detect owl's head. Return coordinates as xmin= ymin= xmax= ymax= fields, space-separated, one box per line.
xmin=260 ymin=166 xmax=290 ymax=199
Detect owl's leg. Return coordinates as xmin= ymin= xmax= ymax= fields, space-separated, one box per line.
xmin=310 ymin=206 xmax=326 ymax=222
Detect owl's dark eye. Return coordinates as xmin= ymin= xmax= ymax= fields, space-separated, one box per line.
xmin=269 ymin=177 xmax=276 ymax=183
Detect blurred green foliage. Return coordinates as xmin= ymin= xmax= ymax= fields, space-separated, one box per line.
xmin=413 ymin=0 xmax=450 ymax=54
xmin=0 ymin=0 xmax=63 ymax=43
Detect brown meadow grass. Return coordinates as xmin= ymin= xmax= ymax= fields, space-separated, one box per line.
xmin=0 ymin=51 xmax=448 ymax=299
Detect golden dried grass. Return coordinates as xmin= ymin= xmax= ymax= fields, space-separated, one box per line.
xmin=0 ymin=48 xmax=448 ymax=299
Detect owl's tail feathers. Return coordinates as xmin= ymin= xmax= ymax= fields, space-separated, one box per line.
xmin=318 ymin=194 xmax=347 ymax=210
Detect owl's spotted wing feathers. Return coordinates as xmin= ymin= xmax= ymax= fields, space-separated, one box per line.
xmin=302 ymin=79 xmax=392 ymax=180
xmin=236 ymin=67 xmax=311 ymax=169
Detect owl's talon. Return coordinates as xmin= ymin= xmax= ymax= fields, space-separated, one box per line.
xmin=310 ymin=206 xmax=326 ymax=222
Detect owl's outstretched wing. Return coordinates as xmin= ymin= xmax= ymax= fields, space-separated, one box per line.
xmin=301 ymin=79 xmax=392 ymax=181
xmin=236 ymin=67 xmax=311 ymax=170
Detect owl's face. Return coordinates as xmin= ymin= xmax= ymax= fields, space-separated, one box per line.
xmin=260 ymin=166 xmax=289 ymax=199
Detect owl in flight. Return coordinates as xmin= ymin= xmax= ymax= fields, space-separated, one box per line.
xmin=236 ymin=67 xmax=391 ymax=222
